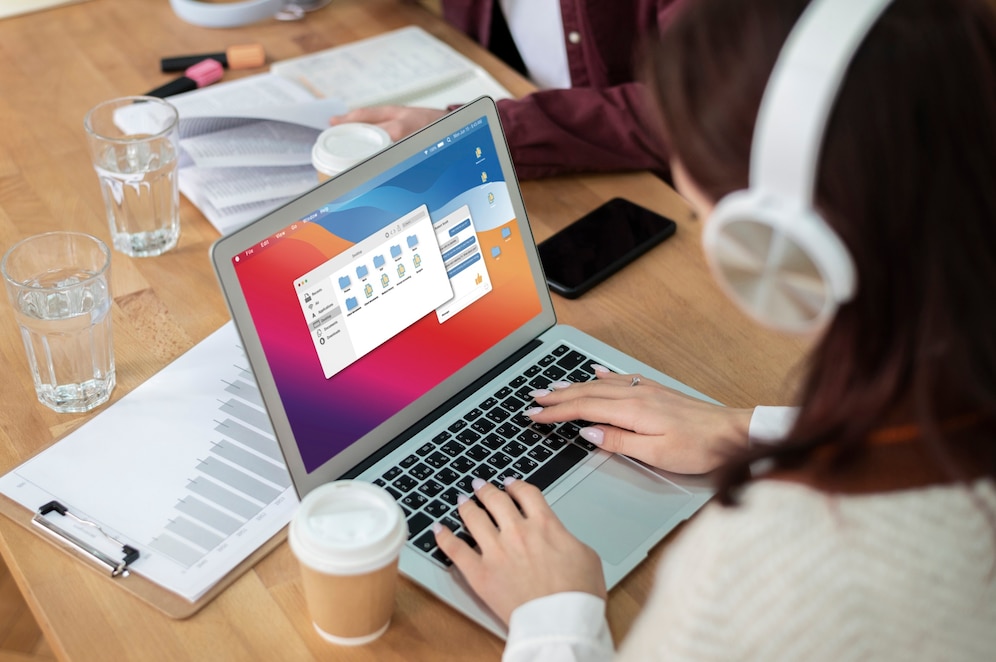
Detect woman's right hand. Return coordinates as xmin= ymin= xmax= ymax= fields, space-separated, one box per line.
xmin=526 ymin=365 xmax=754 ymax=474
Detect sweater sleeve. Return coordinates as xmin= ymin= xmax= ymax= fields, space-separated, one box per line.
xmin=503 ymin=592 xmax=614 ymax=662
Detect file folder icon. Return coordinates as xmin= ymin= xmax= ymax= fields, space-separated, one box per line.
xmin=373 ymin=255 xmax=386 ymax=269
xmin=345 ymin=297 xmax=358 ymax=311
xmin=338 ymin=275 xmax=351 ymax=289
xmin=501 ymin=227 xmax=511 ymax=239
xmin=407 ymin=235 xmax=419 ymax=249
xmin=390 ymin=244 xmax=402 ymax=259
xmin=356 ymin=265 xmax=369 ymax=279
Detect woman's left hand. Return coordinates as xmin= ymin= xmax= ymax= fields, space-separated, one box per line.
xmin=433 ymin=478 xmax=606 ymax=625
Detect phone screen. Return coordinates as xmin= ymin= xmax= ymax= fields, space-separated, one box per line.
xmin=538 ymin=197 xmax=677 ymax=298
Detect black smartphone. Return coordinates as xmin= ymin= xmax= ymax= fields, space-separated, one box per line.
xmin=538 ymin=197 xmax=677 ymax=299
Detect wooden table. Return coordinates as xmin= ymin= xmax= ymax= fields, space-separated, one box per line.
xmin=0 ymin=1 xmax=808 ymax=659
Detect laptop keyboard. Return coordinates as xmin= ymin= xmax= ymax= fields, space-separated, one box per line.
xmin=372 ymin=344 xmax=600 ymax=567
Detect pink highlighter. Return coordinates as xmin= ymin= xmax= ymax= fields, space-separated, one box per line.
xmin=145 ymin=59 xmax=223 ymax=98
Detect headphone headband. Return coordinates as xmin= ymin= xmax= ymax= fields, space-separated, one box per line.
xmin=703 ymin=0 xmax=895 ymax=332
xmin=752 ymin=0 xmax=895 ymax=203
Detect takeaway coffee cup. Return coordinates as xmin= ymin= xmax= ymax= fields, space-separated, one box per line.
xmin=312 ymin=123 xmax=392 ymax=182
xmin=289 ymin=480 xmax=407 ymax=645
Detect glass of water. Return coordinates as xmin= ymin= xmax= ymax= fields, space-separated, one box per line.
xmin=2 ymin=232 xmax=115 ymax=413
xmin=84 ymin=96 xmax=180 ymax=258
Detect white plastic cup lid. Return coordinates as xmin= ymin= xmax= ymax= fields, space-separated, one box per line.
xmin=312 ymin=123 xmax=392 ymax=176
xmin=289 ymin=480 xmax=406 ymax=575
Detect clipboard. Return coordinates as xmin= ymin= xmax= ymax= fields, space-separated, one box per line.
xmin=0 ymin=492 xmax=288 ymax=619
xmin=0 ymin=323 xmax=299 ymax=619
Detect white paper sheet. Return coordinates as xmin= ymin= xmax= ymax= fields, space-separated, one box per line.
xmin=0 ymin=322 xmax=299 ymax=602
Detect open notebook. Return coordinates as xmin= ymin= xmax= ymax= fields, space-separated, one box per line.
xmin=211 ymin=97 xmax=715 ymax=637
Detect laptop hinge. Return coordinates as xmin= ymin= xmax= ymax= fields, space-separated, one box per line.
xmin=342 ymin=337 xmax=545 ymax=479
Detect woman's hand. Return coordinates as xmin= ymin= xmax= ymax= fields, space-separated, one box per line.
xmin=434 ymin=478 xmax=606 ymax=625
xmin=330 ymin=105 xmax=447 ymax=142
xmin=526 ymin=366 xmax=754 ymax=474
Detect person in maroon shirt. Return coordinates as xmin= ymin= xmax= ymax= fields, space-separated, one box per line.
xmin=331 ymin=0 xmax=684 ymax=180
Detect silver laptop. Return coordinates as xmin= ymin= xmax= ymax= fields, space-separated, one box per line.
xmin=211 ymin=97 xmax=714 ymax=637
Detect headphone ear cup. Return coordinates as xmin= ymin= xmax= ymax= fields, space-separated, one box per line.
xmin=704 ymin=189 xmax=857 ymax=332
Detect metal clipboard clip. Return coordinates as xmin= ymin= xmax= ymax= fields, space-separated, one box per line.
xmin=31 ymin=500 xmax=139 ymax=578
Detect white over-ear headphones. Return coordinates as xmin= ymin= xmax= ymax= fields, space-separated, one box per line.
xmin=168 ymin=0 xmax=331 ymax=28
xmin=704 ymin=0 xmax=893 ymax=332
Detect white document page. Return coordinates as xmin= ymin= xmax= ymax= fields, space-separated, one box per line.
xmin=0 ymin=322 xmax=298 ymax=602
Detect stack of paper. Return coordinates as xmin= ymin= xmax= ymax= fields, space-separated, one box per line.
xmin=168 ymin=26 xmax=512 ymax=236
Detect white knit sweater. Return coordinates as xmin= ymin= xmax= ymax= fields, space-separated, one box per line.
xmin=504 ymin=479 xmax=996 ymax=661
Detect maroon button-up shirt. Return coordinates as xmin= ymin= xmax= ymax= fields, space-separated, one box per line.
xmin=439 ymin=0 xmax=685 ymax=180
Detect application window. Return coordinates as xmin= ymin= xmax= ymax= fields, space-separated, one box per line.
xmin=295 ymin=205 xmax=452 ymax=379
xmin=433 ymin=204 xmax=493 ymax=322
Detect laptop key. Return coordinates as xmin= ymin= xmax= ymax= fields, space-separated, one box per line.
xmin=472 ymin=464 xmax=497 ymax=481
xmin=431 ymin=549 xmax=454 ymax=566
xmin=407 ymin=512 xmax=433 ymax=538
xmin=485 ymin=408 xmax=511 ymax=424
xmin=471 ymin=418 xmax=496 ymax=434
xmin=481 ymin=433 xmax=505 ymax=450
xmin=501 ymin=440 xmax=527 ymax=457
xmin=486 ymin=451 xmax=512 ymax=469
xmin=512 ymin=457 xmax=538 ymax=474
xmin=457 ymin=429 xmax=481 ymax=445
xmin=557 ymin=350 xmax=587 ymax=370
xmin=551 ymin=344 xmax=569 ymax=356
xmin=412 ymin=530 xmax=437 ymax=553
xmin=400 ymin=454 xmax=418 ymax=468
xmin=418 ymin=479 xmax=444 ymax=497
xmin=523 ymin=444 xmax=587 ymax=491
xmin=402 ymin=492 xmax=428 ymax=510
xmin=425 ymin=451 xmax=449 ymax=468
xmin=435 ymin=468 xmax=460 ymax=485
xmin=392 ymin=475 xmax=418 ymax=493
xmin=542 ymin=365 xmax=567 ymax=381
xmin=516 ymin=429 xmax=542 ymax=446
xmin=465 ymin=445 xmax=490 ymax=462
xmin=440 ymin=440 xmax=463 ymax=457
xmin=425 ymin=499 xmax=449 ymax=518
xmin=410 ymin=463 xmax=434 ymax=481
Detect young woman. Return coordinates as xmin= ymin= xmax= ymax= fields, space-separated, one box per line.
xmin=432 ymin=0 xmax=996 ymax=659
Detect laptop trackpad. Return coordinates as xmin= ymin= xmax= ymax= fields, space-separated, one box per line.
xmin=551 ymin=456 xmax=693 ymax=565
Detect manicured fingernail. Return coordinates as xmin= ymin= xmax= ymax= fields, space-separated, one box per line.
xmin=431 ymin=522 xmax=442 ymax=534
xmin=591 ymin=363 xmax=610 ymax=374
xmin=580 ymin=427 xmax=604 ymax=446
xmin=457 ymin=494 xmax=470 ymax=505
xmin=502 ymin=476 xmax=518 ymax=486
xmin=549 ymin=380 xmax=571 ymax=389
xmin=528 ymin=389 xmax=551 ymax=398
xmin=472 ymin=477 xmax=486 ymax=491
xmin=523 ymin=406 xmax=543 ymax=417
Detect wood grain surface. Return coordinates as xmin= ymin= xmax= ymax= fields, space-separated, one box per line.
xmin=0 ymin=1 xmax=808 ymax=659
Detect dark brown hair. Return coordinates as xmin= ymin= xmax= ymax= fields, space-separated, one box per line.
xmin=643 ymin=0 xmax=996 ymax=501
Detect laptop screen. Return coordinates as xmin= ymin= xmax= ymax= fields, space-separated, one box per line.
xmin=217 ymin=102 xmax=549 ymax=491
